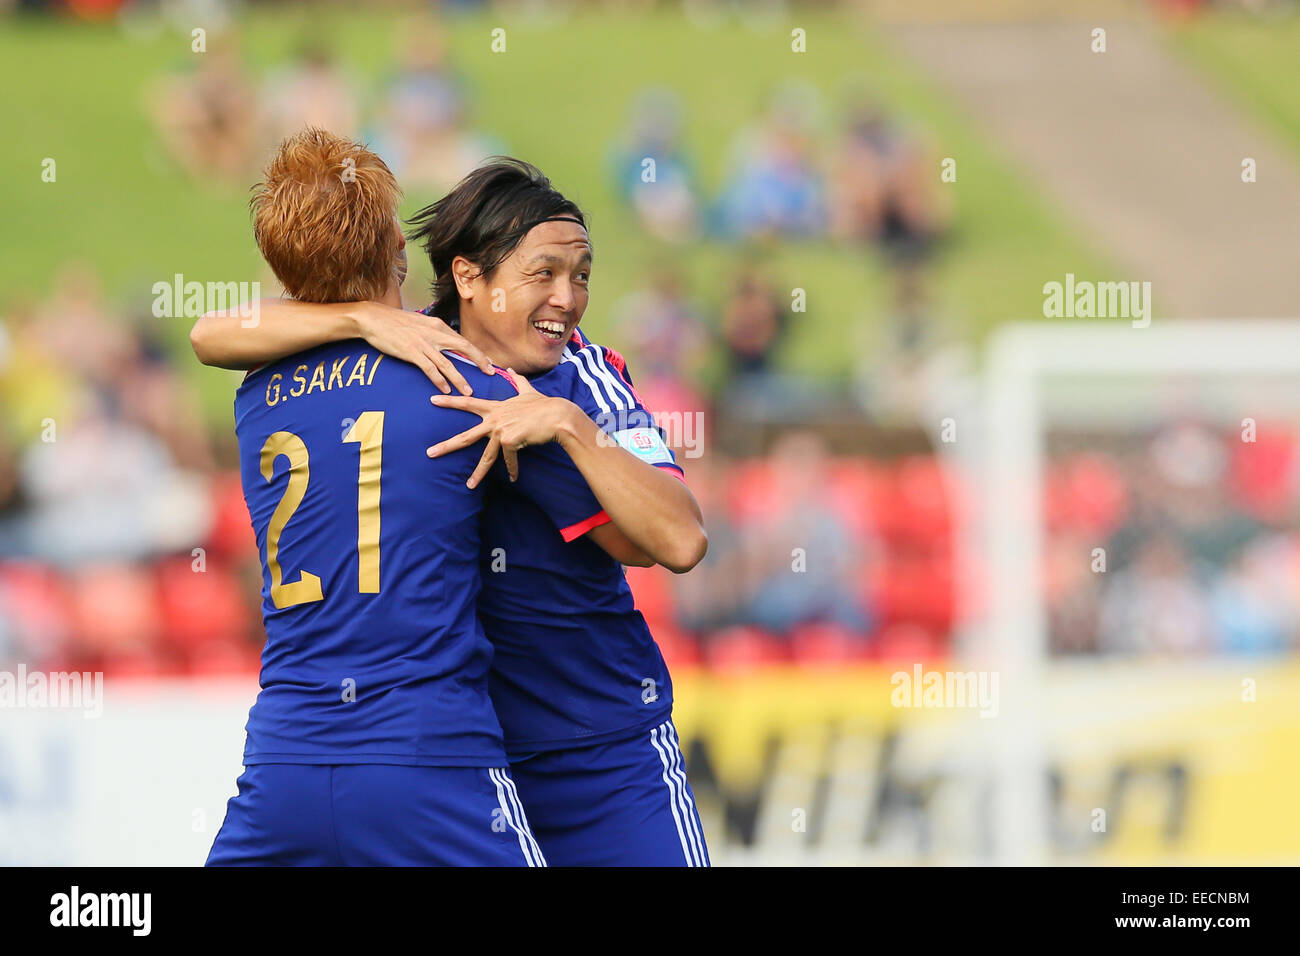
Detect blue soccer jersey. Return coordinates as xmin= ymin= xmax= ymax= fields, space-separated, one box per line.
xmin=479 ymin=334 xmax=685 ymax=757
xmin=234 ymin=340 xmax=600 ymax=767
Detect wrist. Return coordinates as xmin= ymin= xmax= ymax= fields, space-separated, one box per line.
xmin=554 ymin=400 xmax=595 ymax=451
xmin=345 ymin=302 xmax=373 ymax=341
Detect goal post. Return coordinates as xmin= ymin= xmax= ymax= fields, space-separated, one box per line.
xmin=980 ymin=319 xmax=1300 ymax=865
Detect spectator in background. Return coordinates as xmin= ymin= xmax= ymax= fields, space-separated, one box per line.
xmin=368 ymin=20 xmax=503 ymax=192
xmin=857 ymin=265 xmax=949 ymax=424
xmin=612 ymin=265 xmax=709 ymax=418
xmin=260 ymin=38 xmax=361 ymax=143
xmin=1153 ymin=422 xmax=1259 ymax=567
xmin=719 ymin=262 xmax=787 ymax=379
xmin=0 ymin=266 xmax=214 ymax=565
xmin=670 ymin=454 xmax=747 ymax=636
xmin=16 ymin=393 xmax=211 ymax=565
xmin=115 ymin=317 xmax=216 ymax=473
xmin=829 ymin=102 xmax=949 ymax=266
xmin=0 ymin=429 xmax=26 ymax=558
xmin=1210 ymin=535 xmax=1296 ymax=655
xmin=149 ymin=40 xmax=257 ymax=182
xmin=1045 ymin=531 xmax=1104 ymax=655
xmin=832 ymin=97 xmax=950 ymax=426
xmin=32 ymin=264 xmax=137 ymax=397
xmin=712 ymin=81 xmax=826 ymax=240
xmin=1107 ymin=422 xmax=1259 ymax=575
xmin=0 ymin=295 xmax=79 ymax=449
xmin=1098 ymin=531 xmax=1213 ymax=655
xmin=610 ymin=88 xmax=702 ymax=242
xmin=740 ymin=430 xmax=873 ymax=637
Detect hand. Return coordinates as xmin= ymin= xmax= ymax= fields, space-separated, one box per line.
xmin=427 ymin=370 xmax=581 ymax=488
xmin=353 ymin=301 xmax=495 ymax=395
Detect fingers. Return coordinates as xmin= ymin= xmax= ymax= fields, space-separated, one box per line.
xmin=466 ymin=435 xmax=500 ymax=489
xmin=430 ymin=394 xmax=496 ymax=415
xmin=430 ymin=349 xmax=474 ymax=396
xmin=503 ymin=443 xmax=520 ymax=483
xmin=411 ymin=310 xmax=495 ymax=376
xmin=427 ymin=421 xmax=493 ymax=458
xmin=457 ymin=342 xmax=496 ymax=377
xmin=417 ymin=356 xmax=452 ymax=395
xmin=506 ymin=367 xmax=536 ymax=394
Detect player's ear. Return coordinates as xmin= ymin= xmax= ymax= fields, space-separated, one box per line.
xmin=451 ymin=255 xmax=479 ymax=300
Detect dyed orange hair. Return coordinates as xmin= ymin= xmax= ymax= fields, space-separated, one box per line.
xmin=251 ymin=127 xmax=403 ymax=303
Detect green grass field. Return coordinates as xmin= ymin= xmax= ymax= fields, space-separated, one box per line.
xmin=1166 ymin=10 xmax=1300 ymax=163
xmin=1 ymin=5 xmax=1111 ymax=420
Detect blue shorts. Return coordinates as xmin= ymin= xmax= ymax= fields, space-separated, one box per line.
xmin=509 ymin=718 xmax=710 ymax=867
xmin=206 ymin=763 xmax=545 ymax=866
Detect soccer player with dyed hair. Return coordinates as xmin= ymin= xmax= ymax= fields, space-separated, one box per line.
xmin=205 ymin=129 xmax=611 ymax=866
xmin=195 ymin=155 xmax=713 ymax=866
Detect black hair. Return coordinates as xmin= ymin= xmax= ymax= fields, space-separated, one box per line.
xmin=406 ymin=157 xmax=587 ymax=324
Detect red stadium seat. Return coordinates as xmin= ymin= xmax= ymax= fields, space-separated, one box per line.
xmin=726 ymin=458 xmax=789 ymax=526
xmin=1054 ymin=453 xmax=1129 ymax=535
xmin=0 ymin=563 xmax=75 ymax=662
xmin=871 ymin=622 xmax=942 ymax=664
xmin=102 ymin=653 xmax=169 ymax=679
xmin=826 ymin=460 xmax=884 ymax=540
xmin=69 ymin=563 xmax=161 ymax=662
xmin=187 ymin=638 xmax=262 ymax=677
xmin=153 ymin=556 xmax=253 ymax=654
xmin=790 ymin=622 xmax=872 ymax=667
xmin=1230 ymin=426 xmax=1295 ymax=521
xmin=703 ymin=626 xmax=785 ymax=672
xmin=873 ymin=557 xmax=949 ymax=627
xmin=205 ymin=472 xmax=257 ymax=561
xmin=623 ymin=564 xmax=675 ymax=631
xmin=891 ymin=456 xmax=954 ymax=543
xmin=651 ymin=625 xmax=702 ymax=672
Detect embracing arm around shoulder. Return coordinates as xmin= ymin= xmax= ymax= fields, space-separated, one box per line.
xmin=190 ymin=298 xmax=494 ymax=395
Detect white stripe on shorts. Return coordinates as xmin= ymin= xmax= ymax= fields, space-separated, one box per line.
xmin=649 ymin=722 xmax=701 ymax=866
xmin=489 ymin=767 xmax=546 ymax=867
xmin=666 ymin=721 xmax=708 ymax=865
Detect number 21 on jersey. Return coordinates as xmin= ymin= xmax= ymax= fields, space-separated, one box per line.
xmin=259 ymin=411 xmax=383 ymax=609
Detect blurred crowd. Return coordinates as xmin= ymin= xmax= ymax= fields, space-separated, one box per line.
xmin=7 ymin=266 xmax=1296 ymax=675
xmin=1046 ymin=421 xmax=1300 ymax=657
xmin=148 ymin=21 xmax=505 ymax=197
xmin=0 ymin=266 xmax=260 ymax=675
xmin=609 ymin=82 xmax=949 ymax=252
xmin=2 ymin=2 xmax=1296 ymax=679
xmin=144 ymin=10 xmax=953 ymax=423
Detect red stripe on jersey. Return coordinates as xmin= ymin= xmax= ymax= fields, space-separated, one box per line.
xmin=494 ymin=366 xmax=520 ymax=392
xmin=603 ymin=347 xmax=626 ymax=375
xmin=560 ymin=509 xmax=611 ymax=542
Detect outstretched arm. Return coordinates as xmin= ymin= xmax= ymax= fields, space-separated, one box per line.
xmin=190 ymin=298 xmax=496 ymax=395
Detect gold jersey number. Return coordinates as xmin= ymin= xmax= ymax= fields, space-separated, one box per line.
xmin=259 ymin=411 xmax=384 ymax=609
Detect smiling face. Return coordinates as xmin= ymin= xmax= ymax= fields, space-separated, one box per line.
xmin=453 ymin=219 xmax=592 ymax=375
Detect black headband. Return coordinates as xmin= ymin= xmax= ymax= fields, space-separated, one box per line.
xmin=521 ymin=215 xmax=585 ymax=233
